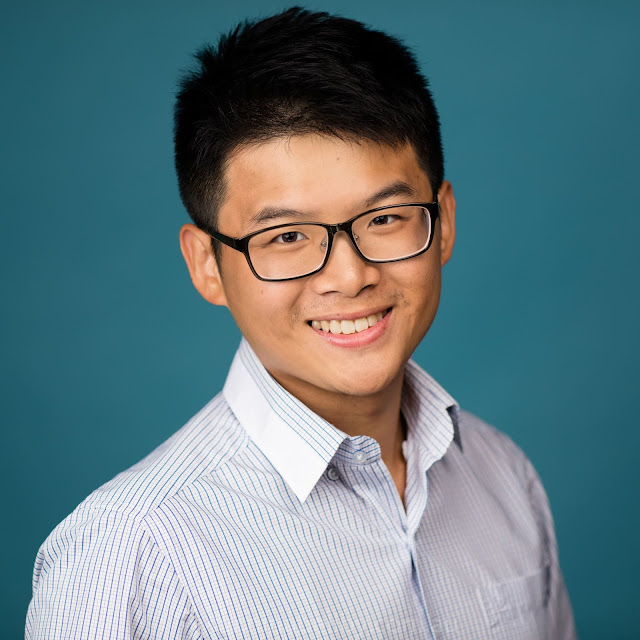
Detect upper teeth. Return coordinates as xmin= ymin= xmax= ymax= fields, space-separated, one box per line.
xmin=311 ymin=312 xmax=384 ymax=335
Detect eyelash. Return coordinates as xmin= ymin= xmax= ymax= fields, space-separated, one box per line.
xmin=274 ymin=231 xmax=306 ymax=243
xmin=370 ymin=214 xmax=398 ymax=226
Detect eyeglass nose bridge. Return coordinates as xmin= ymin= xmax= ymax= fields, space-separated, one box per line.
xmin=320 ymin=219 xmax=360 ymax=254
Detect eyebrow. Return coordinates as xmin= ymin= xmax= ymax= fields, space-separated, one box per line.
xmin=248 ymin=180 xmax=419 ymax=226
xmin=362 ymin=180 xmax=418 ymax=209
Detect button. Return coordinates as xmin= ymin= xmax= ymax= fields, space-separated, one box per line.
xmin=354 ymin=452 xmax=365 ymax=463
xmin=327 ymin=467 xmax=340 ymax=481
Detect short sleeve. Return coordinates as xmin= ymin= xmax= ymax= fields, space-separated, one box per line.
xmin=25 ymin=508 xmax=202 ymax=639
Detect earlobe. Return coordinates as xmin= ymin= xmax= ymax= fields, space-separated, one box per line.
xmin=437 ymin=181 xmax=456 ymax=266
xmin=179 ymin=223 xmax=229 ymax=307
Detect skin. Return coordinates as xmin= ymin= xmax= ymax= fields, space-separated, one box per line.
xmin=180 ymin=134 xmax=456 ymax=503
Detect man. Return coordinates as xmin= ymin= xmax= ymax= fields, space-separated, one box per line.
xmin=26 ymin=7 xmax=576 ymax=639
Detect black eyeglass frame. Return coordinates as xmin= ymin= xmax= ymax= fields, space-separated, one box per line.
xmin=207 ymin=199 xmax=440 ymax=282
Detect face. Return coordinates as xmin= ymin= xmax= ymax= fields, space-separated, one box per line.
xmin=181 ymin=134 xmax=455 ymax=407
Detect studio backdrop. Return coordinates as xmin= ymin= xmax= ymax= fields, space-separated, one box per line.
xmin=2 ymin=1 xmax=639 ymax=638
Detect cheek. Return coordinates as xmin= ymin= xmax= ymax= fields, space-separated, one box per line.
xmin=395 ymin=258 xmax=442 ymax=328
xmin=392 ymin=253 xmax=441 ymax=300
xmin=226 ymin=277 xmax=305 ymax=337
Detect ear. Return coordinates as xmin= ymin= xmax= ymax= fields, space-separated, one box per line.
xmin=179 ymin=223 xmax=229 ymax=307
xmin=437 ymin=180 xmax=456 ymax=266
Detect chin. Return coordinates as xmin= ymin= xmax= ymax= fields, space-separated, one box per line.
xmin=326 ymin=366 xmax=400 ymax=398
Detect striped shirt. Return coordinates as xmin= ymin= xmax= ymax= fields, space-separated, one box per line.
xmin=26 ymin=338 xmax=576 ymax=639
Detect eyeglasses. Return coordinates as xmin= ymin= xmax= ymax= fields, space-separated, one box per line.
xmin=208 ymin=200 xmax=440 ymax=282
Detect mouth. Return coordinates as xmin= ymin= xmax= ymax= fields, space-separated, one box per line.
xmin=307 ymin=308 xmax=391 ymax=335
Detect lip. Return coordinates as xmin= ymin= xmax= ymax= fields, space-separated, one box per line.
xmin=306 ymin=306 xmax=391 ymax=323
xmin=309 ymin=308 xmax=392 ymax=348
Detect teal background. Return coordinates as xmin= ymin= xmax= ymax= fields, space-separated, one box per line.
xmin=2 ymin=0 xmax=638 ymax=637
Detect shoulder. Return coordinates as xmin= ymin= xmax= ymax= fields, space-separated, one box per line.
xmin=34 ymin=392 xmax=248 ymax=575
xmin=28 ymin=392 xmax=246 ymax=633
xmin=86 ymin=392 xmax=246 ymax=518
xmin=457 ymin=408 xmax=526 ymax=456
xmin=454 ymin=408 xmax=543 ymax=496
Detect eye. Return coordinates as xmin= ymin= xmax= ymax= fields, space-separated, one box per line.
xmin=273 ymin=230 xmax=307 ymax=244
xmin=370 ymin=214 xmax=398 ymax=226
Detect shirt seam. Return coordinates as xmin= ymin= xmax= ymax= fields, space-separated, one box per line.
xmin=139 ymin=517 xmax=205 ymax=639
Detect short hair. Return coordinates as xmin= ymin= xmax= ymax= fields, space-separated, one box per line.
xmin=174 ymin=6 xmax=444 ymax=255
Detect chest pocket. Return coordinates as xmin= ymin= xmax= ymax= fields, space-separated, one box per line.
xmin=480 ymin=565 xmax=550 ymax=640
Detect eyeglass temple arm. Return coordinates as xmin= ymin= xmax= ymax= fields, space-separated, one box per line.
xmin=209 ymin=230 xmax=245 ymax=252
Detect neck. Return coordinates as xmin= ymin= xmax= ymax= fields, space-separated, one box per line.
xmin=270 ymin=369 xmax=408 ymax=501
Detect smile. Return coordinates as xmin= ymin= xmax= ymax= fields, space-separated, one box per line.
xmin=308 ymin=309 xmax=390 ymax=335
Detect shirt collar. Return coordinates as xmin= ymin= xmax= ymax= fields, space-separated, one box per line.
xmin=224 ymin=338 xmax=460 ymax=503
xmin=401 ymin=359 xmax=462 ymax=469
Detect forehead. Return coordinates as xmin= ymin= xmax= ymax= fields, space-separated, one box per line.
xmin=218 ymin=135 xmax=431 ymax=233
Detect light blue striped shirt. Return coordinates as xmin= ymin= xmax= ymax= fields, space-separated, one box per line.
xmin=26 ymin=338 xmax=576 ymax=639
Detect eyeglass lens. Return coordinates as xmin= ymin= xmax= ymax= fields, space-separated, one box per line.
xmin=247 ymin=205 xmax=432 ymax=280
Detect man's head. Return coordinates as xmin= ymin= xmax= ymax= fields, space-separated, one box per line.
xmin=177 ymin=7 xmax=456 ymax=405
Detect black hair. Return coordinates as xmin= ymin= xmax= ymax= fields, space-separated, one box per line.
xmin=174 ymin=6 xmax=444 ymax=256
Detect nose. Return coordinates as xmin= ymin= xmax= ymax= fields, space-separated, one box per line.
xmin=309 ymin=230 xmax=380 ymax=297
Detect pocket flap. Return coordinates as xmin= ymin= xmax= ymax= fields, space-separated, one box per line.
xmin=481 ymin=564 xmax=550 ymax=627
